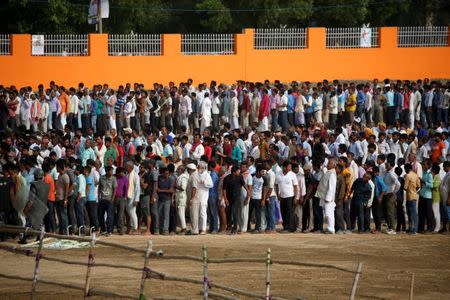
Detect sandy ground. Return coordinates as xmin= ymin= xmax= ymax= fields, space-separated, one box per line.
xmin=0 ymin=232 xmax=449 ymax=300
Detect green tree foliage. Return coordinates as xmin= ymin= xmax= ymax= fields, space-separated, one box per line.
xmin=105 ymin=0 xmax=169 ymax=34
xmin=4 ymin=0 xmax=88 ymax=33
xmin=0 ymin=0 xmax=448 ymax=34
xmin=312 ymin=0 xmax=370 ymax=27
xmin=196 ymin=0 xmax=232 ymax=32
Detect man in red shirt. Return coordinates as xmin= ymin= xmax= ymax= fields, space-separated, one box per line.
xmin=431 ymin=133 xmax=446 ymax=163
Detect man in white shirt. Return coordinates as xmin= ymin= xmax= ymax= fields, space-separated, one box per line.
xmin=278 ymin=90 xmax=289 ymax=132
xmin=315 ymin=159 xmax=337 ymax=234
xmin=293 ymin=163 xmax=306 ymax=232
xmin=388 ymin=132 xmax=403 ymax=161
xmin=179 ymin=90 xmax=192 ymax=132
xmin=81 ymin=89 xmax=91 ymax=130
xmin=230 ymin=91 xmax=239 ymax=130
xmin=365 ymin=87 xmax=373 ymax=125
xmin=275 ymin=161 xmax=299 ymax=232
xmin=190 ymin=161 xmax=213 ymax=235
xmin=329 ymin=91 xmax=338 ymax=128
xmin=200 ymin=92 xmax=212 ymax=133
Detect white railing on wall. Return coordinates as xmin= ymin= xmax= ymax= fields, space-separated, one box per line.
xmin=254 ymin=28 xmax=307 ymax=49
xmin=326 ymin=27 xmax=379 ymax=49
xmin=0 ymin=34 xmax=11 ymax=55
xmin=31 ymin=34 xmax=88 ymax=56
xmin=108 ymin=34 xmax=162 ymax=56
xmin=181 ymin=34 xmax=235 ymax=55
xmin=398 ymin=26 xmax=448 ymax=47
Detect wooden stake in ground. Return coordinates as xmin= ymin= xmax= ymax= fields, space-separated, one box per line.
xmin=265 ymin=248 xmax=272 ymax=300
xmin=409 ymin=273 xmax=415 ymax=300
xmin=31 ymin=226 xmax=45 ymax=300
xmin=84 ymin=232 xmax=96 ymax=298
xmin=203 ymin=245 xmax=209 ymax=300
xmin=349 ymin=262 xmax=363 ymax=300
xmin=139 ymin=240 xmax=153 ymax=300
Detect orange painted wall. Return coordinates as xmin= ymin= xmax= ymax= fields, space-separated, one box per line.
xmin=0 ymin=27 xmax=449 ymax=89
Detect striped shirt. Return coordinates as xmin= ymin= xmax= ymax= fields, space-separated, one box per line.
xmin=115 ymin=97 xmax=125 ymax=114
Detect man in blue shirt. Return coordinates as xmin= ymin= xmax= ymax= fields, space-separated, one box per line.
xmin=208 ymin=161 xmax=220 ymax=234
xmin=287 ymin=90 xmax=296 ymax=127
xmin=418 ymin=159 xmax=434 ymax=233
xmin=385 ymin=87 xmax=395 ymax=126
xmin=372 ymin=166 xmax=388 ymax=233
xmin=356 ymin=84 xmax=366 ymax=121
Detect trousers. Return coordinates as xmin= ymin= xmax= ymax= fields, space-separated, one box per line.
xmin=177 ymin=205 xmax=187 ymax=230
xmin=265 ymin=196 xmax=276 ymax=231
xmin=230 ymin=199 xmax=242 ymax=232
xmin=295 ymin=202 xmax=303 ymax=231
xmin=406 ymin=200 xmax=418 ymax=233
xmin=67 ymin=194 xmax=77 ymax=232
xmin=98 ymin=199 xmax=115 ymax=234
xmin=208 ymin=196 xmax=219 ymax=232
xmin=190 ymin=200 xmax=208 ymax=234
xmin=86 ymin=201 xmax=99 ymax=232
xmin=114 ymin=197 xmax=126 ymax=233
xmin=321 ymin=201 xmax=336 ymax=233
xmin=350 ymin=200 xmax=365 ymax=232
xmin=158 ymin=199 xmax=171 ymax=234
xmin=418 ymin=197 xmax=433 ymax=232
xmin=432 ymin=202 xmax=440 ymax=232
xmin=240 ymin=199 xmax=250 ymax=232
xmin=335 ymin=201 xmax=345 ymax=231
xmin=248 ymin=198 xmax=261 ymax=231
xmin=372 ymin=198 xmax=383 ymax=231
xmin=312 ymin=197 xmax=323 ymax=231
xmin=126 ymin=199 xmax=138 ymax=230
xmin=383 ymin=193 xmax=397 ymax=230
xmin=280 ymin=197 xmax=295 ymax=232
xmin=55 ymin=201 xmax=69 ymax=235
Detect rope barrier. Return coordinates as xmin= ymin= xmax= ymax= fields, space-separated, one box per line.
xmin=159 ymin=255 xmax=356 ymax=273
xmin=0 ymin=272 xmax=136 ymax=299
xmin=0 ymin=245 xmax=289 ymax=300
xmin=0 ymin=225 xmax=352 ymax=300
xmin=0 ymin=226 xmax=356 ymax=274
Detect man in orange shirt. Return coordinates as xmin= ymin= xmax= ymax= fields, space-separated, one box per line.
xmin=58 ymin=87 xmax=70 ymax=130
xmin=43 ymin=162 xmax=56 ymax=233
xmin=431 ymin=133 xmax=446 ymax=163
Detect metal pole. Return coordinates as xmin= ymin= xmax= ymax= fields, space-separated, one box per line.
xmin=139 ymin=240 xmax=153 ymax=300
xmin=84 ymin=232 xmax=96 ymax=298
xmin=349 ymin=262 xmax=363 ymax=300
xmin=31 ymin=226 xmax=45 ymax=299
xmin=203 ymin=245 xmax=208 ymax=300
xmin=98 ymin=0 xmax=103 ymax=34
xmin=265 ymin=248 xmax=271 ymax=300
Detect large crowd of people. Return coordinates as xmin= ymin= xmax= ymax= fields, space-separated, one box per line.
xmin=0 ymin=78 xmax=449 ymax=243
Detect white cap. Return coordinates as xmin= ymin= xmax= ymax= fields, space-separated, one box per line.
xmin=186 ymin=163 xmax=197 ymax=171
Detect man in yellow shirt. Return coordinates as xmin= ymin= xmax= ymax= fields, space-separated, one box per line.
xmin=346 ymin=87 xmax=357 ymax=124
xmin=404 ymin=163 xmax=421 ymax=234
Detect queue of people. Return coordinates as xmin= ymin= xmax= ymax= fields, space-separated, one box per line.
xmin=0 ymin=78 xmax=449 ymax=243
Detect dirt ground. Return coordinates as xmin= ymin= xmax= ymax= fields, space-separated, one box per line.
xmin=0 ymin=232 xmax=449 ymax=300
